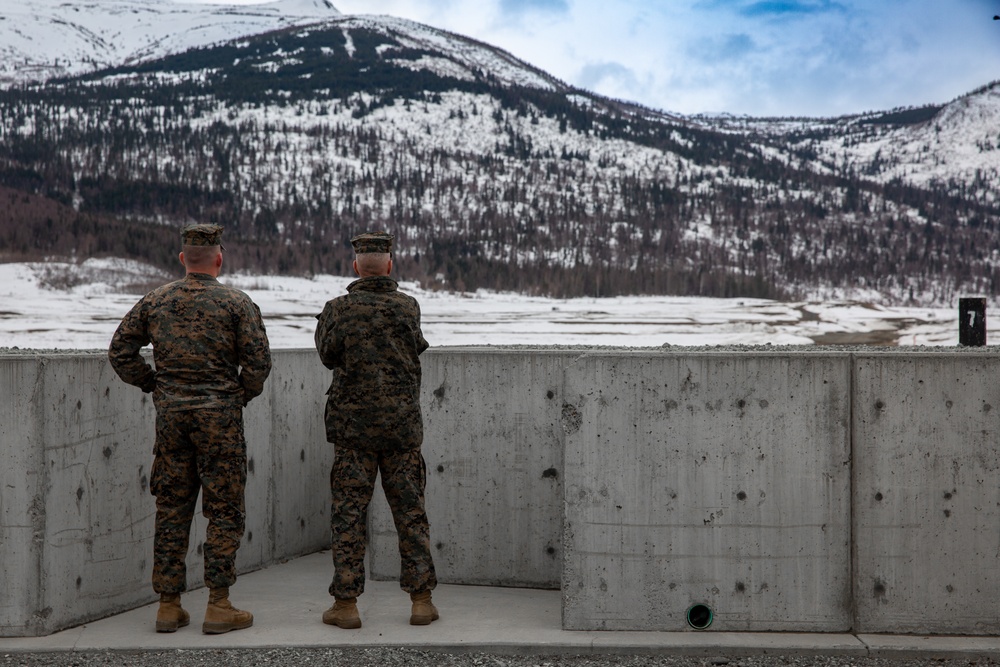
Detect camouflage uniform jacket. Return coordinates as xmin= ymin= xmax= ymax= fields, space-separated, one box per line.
xmin=108 ymin=273 xmax=272 ymax=412
xmin=315 ymin=275 xmax=429 ymax=450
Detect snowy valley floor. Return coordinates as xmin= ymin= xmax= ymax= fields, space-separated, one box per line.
xmin=0 ymin=259 xmax=984 ymax=350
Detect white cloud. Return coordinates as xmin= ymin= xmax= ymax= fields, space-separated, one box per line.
xmin=185 ymin=0 xmax=1000 ymax=117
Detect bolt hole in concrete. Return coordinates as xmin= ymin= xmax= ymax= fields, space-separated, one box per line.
xmin=686 ymin=603 xmax=713 ymax=630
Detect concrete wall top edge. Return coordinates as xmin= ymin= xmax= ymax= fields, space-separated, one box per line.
xmin=0 ymin=350 xmax=108 ymax=358
xmin=419 ymin=346 xmax=1000 ymax=357
xmin=6 ymin=346 xmax=1000 ymax=359
xmin=0 ymin=349 xmax=319 ymax=359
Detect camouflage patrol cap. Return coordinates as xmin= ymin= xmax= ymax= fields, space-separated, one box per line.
xmin=181 ymin=223 xmax=224 ymax=248
xmin=350 ymin=231 xmax=394 ymax=254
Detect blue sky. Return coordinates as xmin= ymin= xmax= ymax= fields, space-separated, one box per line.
xmin=208 ymin=0 xmax=1000 ymax=117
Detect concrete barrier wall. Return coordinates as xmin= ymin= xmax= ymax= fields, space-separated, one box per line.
xmin=2 ymin=349 xmax=999 ymax=636
xmin=37 ymin=354 xmax=160 ymax=635
xmin=853 ymin=353 xmax=1000 ymax=635
xmin=260 ymin=352 xmax=331 ymax=567
xmin=0 ymin=358 xmax=45 ymax=635
xmin=560 ymin=352 xmax=852 ymax=631
xmin=0 ymin=351 xmax=332 ymax=637
xmin=370 ymin=349 xmax=571 ymax=588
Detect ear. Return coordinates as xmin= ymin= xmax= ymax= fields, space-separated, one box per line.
xmin=178 ymin=251 xmax=186 ymax=267
xmin=215 ymin=250 xmax=223 ymax=268
xmin=353 ymin=259 xmax=360 ymax=276
xmin=387 ymin=257 xmax=392 ymax=274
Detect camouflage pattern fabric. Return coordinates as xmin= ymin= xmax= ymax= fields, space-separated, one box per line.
xmin=315 ymin=275 xmax=428 ymax=451
xmin=108 ymin=271 xmax=271 ymax=594
xmin=151 ymin=408 xmax=247 ymax=593
xmin=315 ymin=274 xmax=436 ymax=597
xmin=108 ymin=273 xmax=271 ymax=412
xmin=350 ymin=231 xmax=393 ymax=254
xmin=328 ymin=447 xmax=437 ymax=599
xmin=181 ymin=223 xmax=224 ymax=247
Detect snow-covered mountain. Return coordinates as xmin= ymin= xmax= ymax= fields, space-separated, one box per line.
xmin=697 ymin=84 xmax=1000 ymax=207
xmin=814 ymin=86 xmax=1000 ymax=198
xmin=0 ymin=0 xmax=340 ymax=85
xmin=0 ymin=2 xmax=998 ymax=307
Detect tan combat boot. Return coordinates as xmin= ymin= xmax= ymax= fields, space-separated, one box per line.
xmin=155 ymin=593 xmax=190 ymax=632
xmin=409 ymin=590 xmax=439 ymax=626
xmin=323 ymin=597 xmax=362 ymax=629
xmin=202 ymin=587 xmax=254 ymax=634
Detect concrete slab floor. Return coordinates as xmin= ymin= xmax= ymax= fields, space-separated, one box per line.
xmin=4 ymin=551 xmax=1000 ymax=660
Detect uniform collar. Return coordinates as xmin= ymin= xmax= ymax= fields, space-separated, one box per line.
xmin=347 ymin=275 xmax=398 ymax=293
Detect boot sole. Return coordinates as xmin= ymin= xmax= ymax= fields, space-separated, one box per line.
xmin=323 ymin=617 xmax=362 ymax=629
xmin=409 ymin=612 xmax=440 ymax=626
xmin=155 ymin=618 xmax=190 ymax=633
xmin=202 ymin=618 xmax=253 ymax=634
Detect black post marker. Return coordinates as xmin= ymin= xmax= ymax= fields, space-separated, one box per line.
xmin=959 ymin=297 xmax=987 ymax=346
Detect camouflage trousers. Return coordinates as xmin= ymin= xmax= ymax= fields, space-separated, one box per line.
xmin=150 ymin=407 xmax=247 ymax=595
xmin=329 ymin=447 xmax=437 ymax=599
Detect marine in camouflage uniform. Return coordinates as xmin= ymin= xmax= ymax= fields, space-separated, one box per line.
xmin=108 ymin=223 xmax=271 ymax=634
xmin=315 ymin=231 xmax=438 ymax=628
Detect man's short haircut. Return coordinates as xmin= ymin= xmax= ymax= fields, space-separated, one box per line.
xmin=355 ymin=252 xmax=391 ymax=276
xmin=183 ymin=244 xmax=221 ymax=268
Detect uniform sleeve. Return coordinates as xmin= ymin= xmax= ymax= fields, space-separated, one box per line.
xmin=108 ymin=299 xmax=157 ymax=392
xmin=236 ymin=299 xmax=272 ymax=405
xmin=314 ymin=302 xmax=343 ymax=370
xmin=414 ymin=301 xmax=429 ymax=355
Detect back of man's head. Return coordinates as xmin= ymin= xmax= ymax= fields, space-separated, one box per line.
xmin=355 ymin=252 xmax=391 ymax=277
xmin=180 ymin=223 xmax=224 ymax=275
xmin=182 ymin=245 xmax=221 ymax=272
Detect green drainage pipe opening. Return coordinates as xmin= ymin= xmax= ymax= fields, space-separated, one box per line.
xmin=686 ymin=603 xmax=713 ymax=630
